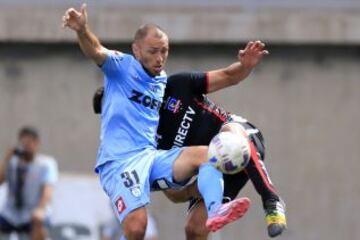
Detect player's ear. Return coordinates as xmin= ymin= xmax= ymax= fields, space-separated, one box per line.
xmin=132 ymin=42 xmax=140 ymax=60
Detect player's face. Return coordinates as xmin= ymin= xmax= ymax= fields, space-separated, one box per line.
xmin=133 ymin=32 xmax=169 ymax=76
xmin=19 ymin=135 xmax=39 ymax=156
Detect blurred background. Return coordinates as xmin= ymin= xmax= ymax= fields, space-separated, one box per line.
xmin=0 ymin=0 xmax=359 ymax=239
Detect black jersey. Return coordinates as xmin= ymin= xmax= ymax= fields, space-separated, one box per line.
xmin=157 ymin=72 xmax=231 ymax=149
xmin=156 ymin=73 xmax=279 ymax=204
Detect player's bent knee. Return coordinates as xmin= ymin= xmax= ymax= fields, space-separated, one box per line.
xmin=123 ymin=211 xmax=147 ymax=239
xmin=125 ymin=225 xmax=146 ymax=239
xmin=124 ymin=221 xmax=147 ymax=239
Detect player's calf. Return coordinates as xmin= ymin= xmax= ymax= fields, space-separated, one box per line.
xmin=185 ymin=200 xmax=209 ymax=240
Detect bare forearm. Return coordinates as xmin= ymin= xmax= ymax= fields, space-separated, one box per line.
xmin=77 ymin=26 xmax=106 ymax=65
xmin=223 ymin=40 xmax=268 ymax=83
xmin=223 ymin=62 xmax=252 ymax=85
xmin=207 ymin=62 xmax=252 ymax=93
xmin=207 ymin=41 xmax=267 ymax=93
xmin=62 ymin=4 xmax=106 ymax=65
xmin=37 ymin=185 xmax=53 ymax=209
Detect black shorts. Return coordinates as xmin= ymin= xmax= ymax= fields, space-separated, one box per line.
xmin=0 ymin=215 xmax=31 ymax=234
xmin=189 ymin=117 xmax=266 ymax=210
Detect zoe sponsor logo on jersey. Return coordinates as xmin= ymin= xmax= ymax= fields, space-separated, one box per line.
xmin=173 ymin=106 xmax=195 ymax=147
xmin=115 ymin=196 xmax=126 ymax=214
xmin=164 ymin=97 xmax=182 ymax=113
xmin=129 ymin=90 xmax=161 ymax=110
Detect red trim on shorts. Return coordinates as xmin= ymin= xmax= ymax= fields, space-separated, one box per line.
xmin=248 ymin=141 xmax=276 ymax=193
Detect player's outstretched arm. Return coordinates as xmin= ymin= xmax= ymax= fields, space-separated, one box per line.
xmin=207 ymin=40 xmax=268 ymax=93
xmin=62 ymin=3 xmax=106 ymax=66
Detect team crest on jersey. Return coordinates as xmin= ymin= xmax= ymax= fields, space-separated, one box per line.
xmin=130 ymin=186 xmax=142 ymax=198
xmin=115 ymin=196 xmax=126 ymax=214
xmin=165 ymin=97 xmax=181 ymax=113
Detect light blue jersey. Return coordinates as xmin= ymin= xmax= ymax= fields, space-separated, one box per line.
xmin=96 ymin=50 xmax=167 ymax=170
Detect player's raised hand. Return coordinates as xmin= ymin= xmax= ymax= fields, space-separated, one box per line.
xmin=62 ymin=3 xmax=88 ymax=33
xmin=238 ymin=40 xmax=269 ymax=69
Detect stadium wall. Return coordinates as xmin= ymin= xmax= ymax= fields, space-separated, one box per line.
xmin=0 ymin=4 xmax=360 ymax=44
xmin=0 ymin=43 xmax=359 ymax=240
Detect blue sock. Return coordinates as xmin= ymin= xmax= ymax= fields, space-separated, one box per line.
xmin=197 ymin=163 xmax=224 ymax=216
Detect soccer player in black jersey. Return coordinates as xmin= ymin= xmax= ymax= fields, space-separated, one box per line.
xmin=93 ymin=41 xmax=287 ymax=238
xmin=156 ymin=72 xmax=287 ymax=239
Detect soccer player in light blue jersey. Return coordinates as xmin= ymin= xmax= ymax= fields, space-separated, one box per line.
xmin=62 ymin=4 xmax=251 ymax=239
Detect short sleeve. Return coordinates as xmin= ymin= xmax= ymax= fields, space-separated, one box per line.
xmin=100 ymin=49 xmax=133 ymax=78
xmin=167 ymin=72 xmax=208 ymax=95
xmin=41 ymin=158 xmax=58 ymax=185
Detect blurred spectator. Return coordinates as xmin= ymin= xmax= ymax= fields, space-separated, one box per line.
xmin=101 ymin=207 xmax=158 ymax=240
xmin=0 ymin=127 xmax=58 ymax=240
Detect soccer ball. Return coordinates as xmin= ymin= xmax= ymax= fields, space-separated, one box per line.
xmin=208 ymin=131 xmax=251 ymax=174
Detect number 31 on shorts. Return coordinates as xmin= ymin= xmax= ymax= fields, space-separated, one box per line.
xmin=121 ymin=170 xmax=140 ymax=188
